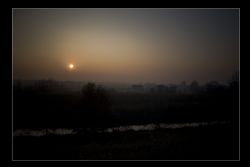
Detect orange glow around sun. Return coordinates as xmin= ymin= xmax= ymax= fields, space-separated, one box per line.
xmin=68 ymin=63 xmax=75 ymax=70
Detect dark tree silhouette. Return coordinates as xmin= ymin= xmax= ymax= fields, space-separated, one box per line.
xmin=190 ymin=80 xmax=199 ymax=93
xmin=79 ymin=82 xmax=110 ymax=129
xmin=228 ymin=72 xmax=239 ymax=124
xmin=205 ymin=81 xmax=220 ymax=92
xmin=229 ymin=71 xmax=239 ymax=91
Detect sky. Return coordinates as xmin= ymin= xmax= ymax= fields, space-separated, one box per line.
xmin=13 ymin=9 xmax=239 ymax=84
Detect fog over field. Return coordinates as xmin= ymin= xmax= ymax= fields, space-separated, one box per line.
xmin=13 ymin=8 xmax=239 ymax=160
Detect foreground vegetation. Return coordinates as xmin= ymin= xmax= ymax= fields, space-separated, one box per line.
xmin=13 ymin=77 xmax=239 ymax=129
xmin=14 ymin=123 xmax=238 ymax=160
xmin=13 ymin=74 xmax=239 ymax=160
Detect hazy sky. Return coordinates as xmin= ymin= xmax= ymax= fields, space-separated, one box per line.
xmin=13 ymin=9 xmax=239 ymax=84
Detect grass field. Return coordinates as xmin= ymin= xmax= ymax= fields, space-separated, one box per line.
xmin=13 ymin=122 xmax=238 ymax=160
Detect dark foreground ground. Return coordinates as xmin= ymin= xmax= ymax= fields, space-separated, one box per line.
xmin=13 ymin=123 xmax=239 ymax=160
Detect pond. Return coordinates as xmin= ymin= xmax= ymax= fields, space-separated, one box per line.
xmin=13 ymin=120 xmax=229 ymax=137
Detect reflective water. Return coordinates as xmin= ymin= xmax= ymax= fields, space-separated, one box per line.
xmin=13 ymin=121 xmax=229 ymax=136
xmin=14 ymin=128 xmax=77 ymax=137
xmin=104 ymin=121 xmax=229 ymax=133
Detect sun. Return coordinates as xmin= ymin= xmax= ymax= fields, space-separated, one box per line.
xmin=68 ymin=63 xmax=75 ymax=70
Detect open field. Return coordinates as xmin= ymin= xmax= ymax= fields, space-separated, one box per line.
xmin=13 ymin=123 xmax=238 ymax=160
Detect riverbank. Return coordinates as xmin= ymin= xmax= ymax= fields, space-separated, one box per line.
xmin=13 ymin=122 xmax=239 ymax=160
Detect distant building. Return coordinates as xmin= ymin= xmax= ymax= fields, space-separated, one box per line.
xmin=156 ymin=84 xmax=166 ymax=92
xmin=166 ymin=85 xmax=177 ymax=94
xmin=177 ymin=81 xmax=191 ymax=94
xmin=190 ymin=80 xmax=200 ymax=93
xmin=131 ymin=84 xmax=144 ymax=92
